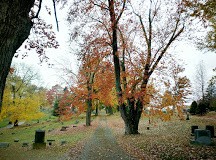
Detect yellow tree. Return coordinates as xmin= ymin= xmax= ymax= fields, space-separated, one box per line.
xmin=0 ymin=63 xmax=45 ymax=125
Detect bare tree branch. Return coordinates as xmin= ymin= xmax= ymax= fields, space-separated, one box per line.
xmin=32 ymin=0 xmax=43 ymax=19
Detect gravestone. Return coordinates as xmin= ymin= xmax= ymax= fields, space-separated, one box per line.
xmin=14 ymin=139 xmax=19 ymax=142
xmin=60 ymin=126 xmax=68 ymax=131
xmin=47 ymin=139 xmax=55 ymax=145
xmin=191 ymin=126 xmax=198 ymax=136
xmin=33 ymin=130 xmax=46 ymax=149
xmin=0 ymin=142 xmax=9 ymax=148
xmin=22 ymin=142 xmax=29 ymax=147
xmin=206 ymin=125 xmax=215 ymax=138
xmin=194 ymin=129 xmax=212 ymax=145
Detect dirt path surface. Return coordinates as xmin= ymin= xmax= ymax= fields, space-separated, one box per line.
xmin=77 ymin=115 xmax=137 ymax=160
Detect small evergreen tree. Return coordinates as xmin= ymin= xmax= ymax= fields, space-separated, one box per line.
xmin=53 ymin=99 xmax=59 ymax=116
xmin=196 ymin=101 xmax=209 ymax=115
xmin=190 ymin=101 xmax=198 ymax=115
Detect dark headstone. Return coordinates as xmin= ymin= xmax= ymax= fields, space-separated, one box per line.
xmin=0 ymin=142 xmax=9 ymax=148
xmin=11 ymin=132 xmax=15 ymax=135
xmin=22 ymin=142 xmax=29 ymax=147
xmin=33 ymin=130 xmax=46 ymax=149
xmin=60 ymin=126 xmax=67 ymax=131
xmin=14 ymin=139 xmax=19 ymax=142
xmin=147 ymin=127 xmax=150 ymax=130
xmin=191 ymin=126 xmax=198 ymax=136
xmin=194 ymin=129 xmax=212 ymax=145
xmin=34 ymin=130 xmax=45 ymax=143
xmin=206 ymin=125 xmax=215 ymax=138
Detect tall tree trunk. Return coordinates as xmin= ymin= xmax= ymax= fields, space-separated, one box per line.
xmin=108 ymin=0 xmax=142 ymax=134
xmin=95 ymin=103 xmax=98 ymax=116
xmin=0 ymin=0 xmax=34 ymax=112
xmin=85 ymin=72 xmax=95 ymax=126
xmin=86 ymin=98 xmax=92 ymax=126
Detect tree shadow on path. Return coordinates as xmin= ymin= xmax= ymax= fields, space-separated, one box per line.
xmin=77 ymin=115 xmax=137 ymax=160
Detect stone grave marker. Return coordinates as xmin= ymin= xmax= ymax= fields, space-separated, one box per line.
xmin=0 ymin=142 xmax=9 ymax=148
xmin=60 ymin=126 xmax=69 ymax=131
xmin=206 ymin=125 xmax=215 ymax=138
xmin=33 ymin=130 xmax=46 ymax=149
xmin=14 ymin=139 xmax=19 ymax=142
xmin=22 ymin=142 xmax=29 ymax=147
xmin=192 ymin=129 xmax=212 ymax=145
xmin=47 ymin=139 xmax=55 ymax=146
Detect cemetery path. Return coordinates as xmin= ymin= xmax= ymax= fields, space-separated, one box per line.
xmin=71 ymin=115 xmax=137 ymax=160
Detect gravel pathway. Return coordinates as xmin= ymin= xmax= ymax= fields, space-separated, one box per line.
xmin=77 ymin=115 xmax=136 ymax=160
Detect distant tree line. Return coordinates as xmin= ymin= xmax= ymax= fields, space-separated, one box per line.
xmin=190 ymin=74 xmax=216 ymax=115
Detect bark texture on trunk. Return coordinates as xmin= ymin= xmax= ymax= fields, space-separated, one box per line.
xmin=119 ymin=99 xmax=143 ymax=134
xmin=85 ymin=72 xmax=95 ymax=126
xmin=0 ymin=0 xmax=34 ymax=112
xmin=86 ymin=98 xmax=92 ymax=126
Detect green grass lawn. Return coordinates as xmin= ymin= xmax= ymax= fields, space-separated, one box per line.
xmin=0 ymin=115 xmax=94 ymax=160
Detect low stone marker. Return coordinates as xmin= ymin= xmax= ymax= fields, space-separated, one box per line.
xmin=14 ymin=139 xmax=19 ymax=142
xmin=22 ymin=142 xmax=29 ymax=147
xmin=33 ymin=130 xmax=46 ymax=149
xmin=47 ymin=139 xmax=55 ymax=146
xmin=191 ymin=129 xmax=212 ymax=145
xmin=60 ymin=126 xmax=69 ymax=131
xmin=206 ymin=125 xmax=215 ymax=138
xmin=191 ymin=126 xmax=198 ymax=136
xmin=0 ymin=142 xmax=9 ymax=148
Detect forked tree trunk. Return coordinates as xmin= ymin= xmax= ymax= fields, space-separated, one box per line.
xmin=0 ymin=0 xmax=34 ymax=112
xmin=119 ymin=100 xmax=143 ymax=134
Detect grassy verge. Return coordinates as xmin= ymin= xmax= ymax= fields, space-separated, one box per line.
xmin=0 ymin=115 xmax=95 ymax=160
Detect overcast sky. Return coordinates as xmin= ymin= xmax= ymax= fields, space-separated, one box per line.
xmin=12 ymin=2 xmax=216 ymax=94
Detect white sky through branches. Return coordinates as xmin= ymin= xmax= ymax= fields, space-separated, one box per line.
xmin=12 ymin=1 xmax=216 ymax=103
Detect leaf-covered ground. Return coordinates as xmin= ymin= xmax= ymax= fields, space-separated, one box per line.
xmin=0 ymin=112 xmax=216 ymax=159
xmin=108 ymin=113 xmax=216 ymax=160
xmin=73 ymin=115 xmax=136 ymax=160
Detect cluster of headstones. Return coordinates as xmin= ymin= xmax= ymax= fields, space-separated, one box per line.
xmin=0 ymin=130 xmax=67 ymax=149
xmin=191 ymin=125 xmax=215 ymax=145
